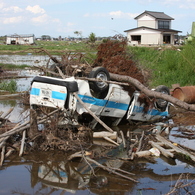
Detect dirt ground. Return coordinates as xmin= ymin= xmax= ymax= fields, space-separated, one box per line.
xmin=169 ymin=106 xmax=195 ymax=126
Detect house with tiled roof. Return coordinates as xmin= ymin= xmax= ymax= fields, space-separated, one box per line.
xmin=124 ymin=11 xmax=182 ymax=46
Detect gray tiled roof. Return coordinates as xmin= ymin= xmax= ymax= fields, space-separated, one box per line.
xmin=124 ymin=26 xmax=182 ymax=33
xmin=135 ymin=11 xmax=174 ymax=20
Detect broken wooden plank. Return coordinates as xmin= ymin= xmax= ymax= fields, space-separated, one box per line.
xmin=149 ymin=141 xmax=174 ymax=158
xmin=155 ymin=134 xmax=195 ymax=162
xmin=103 ymin=136 xmax=119 ymax=146
xmin=93 ymin=131 xmax=117 ymax=140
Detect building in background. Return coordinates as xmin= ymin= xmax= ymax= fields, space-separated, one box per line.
xmin=6 ymin=34 xmax=35 ymax=45
xmin=124 ymin=11 xmax=182 ymax=46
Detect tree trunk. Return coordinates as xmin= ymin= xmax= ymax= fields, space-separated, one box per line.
xmin=110 ymin=73 xmax=195 ymax=111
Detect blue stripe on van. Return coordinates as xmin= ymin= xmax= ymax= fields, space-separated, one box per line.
xmin=78 ymin=94 xmax=129 ymax=111
xmin=30 ymin=88 xmax=40 ymax=96
xmin=52 ymin=91 xmax=67 ymax=100
xmin=78 ymin=94 xmax=107 ymax=107
xmin=133 ymin=105 xmax=168 ymax=116
xmin=105 ymin=101 xmax=129 ymax=111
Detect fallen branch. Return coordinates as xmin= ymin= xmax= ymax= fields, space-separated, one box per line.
xmin=155 ymin=134 xmax=195 ymax=162
xmin=0 ymin=145 xmax=5 ymax=166
xmin=93 ymin=131 xmax=117 ymax=139
xmin=68 ymin=153 xmax=138 ymax=182
xmin=103 ymin=136 xmax=119 ymax=146
xmin=74 ymin=93 xmax=114 ymax=133
xmin=0 ymin=109 xmax=59 ymax=139
xmin=19 ymin=130 xmax=26 ymax=157
xmin=109 ymin=73 xmax=195 ymax=111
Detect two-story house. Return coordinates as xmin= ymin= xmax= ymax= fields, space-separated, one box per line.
xmin=124 ymin=11 xmax=182 ymax=46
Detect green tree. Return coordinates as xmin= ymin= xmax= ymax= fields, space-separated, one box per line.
xmin=74 ymin=31 xmax=82 ymax=39
xmin=89 ymin=32 xmax=96 ymax=43
xmin=41 ymin=35 xmax=51 ymax=40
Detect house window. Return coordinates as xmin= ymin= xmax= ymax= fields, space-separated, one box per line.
xmin=158 ymin=21 xmax=170 ymax=29
xmin=131 ymin=35 xmax=141 ymax=41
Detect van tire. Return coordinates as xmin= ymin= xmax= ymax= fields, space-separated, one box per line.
xmin=155 ymin=85 xmax=170 ymax=111
xmin=88 ymin=67 xmax=110 ymax=92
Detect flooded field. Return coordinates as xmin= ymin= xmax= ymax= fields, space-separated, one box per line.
xmin=0 ymin=54 xmax=60 ymax=67
xmin=1 ymin=97 xmax=195 ymax=194
xmin=0 ymin=55 xmax=195 ymax=195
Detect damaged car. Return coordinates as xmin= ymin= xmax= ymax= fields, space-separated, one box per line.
xmin=30 ymin=67 xmax=170 ymax=129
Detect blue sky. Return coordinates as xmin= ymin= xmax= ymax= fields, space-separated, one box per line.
xmin=0 ymin=0 xmax=194 ymax=38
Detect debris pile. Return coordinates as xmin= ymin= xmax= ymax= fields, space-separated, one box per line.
xmin=94 ymin=40 xmax=145 ymax=84
xmin=93 ymin=40 xmax=147 ymax=94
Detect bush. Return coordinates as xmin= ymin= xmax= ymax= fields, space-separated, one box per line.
xmin=0 ymin=80 xmax=17 ymax=93
xmin=129 ymin=43 xmax=195 ymax=88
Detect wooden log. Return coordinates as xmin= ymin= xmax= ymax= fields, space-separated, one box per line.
xmin=68 ymin=153 xmax=138 ymax=182
xmin=93 ymin=131 xmax=117 ymax=139
xmin=19 ymin=130 xmax=26 ymax=157
xmin=0 ymin=145 xmax=5 ymax=166
xmin=109 ymin=73 xmax=195 ymax=111
xmin=135 ymin=150 xmax=152 ymax=158
xmin=73 ymin=93 xmax=114 ymax=133
xmin=155 ymin=134 xmax=195 ymax=162
xmin=149 ymin=141 xmax=174 ymax=158
xmin=103 ymin=136 xmax=119 ymax=146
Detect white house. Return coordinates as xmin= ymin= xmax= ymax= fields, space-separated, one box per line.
xmin=124 ymin=11 xmax=182 ymax=46
xmin=6 ymin=34 xmax=35 ymax=45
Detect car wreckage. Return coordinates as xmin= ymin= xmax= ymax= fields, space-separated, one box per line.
xmin=30 ymin=67 xmax=170 ymax=129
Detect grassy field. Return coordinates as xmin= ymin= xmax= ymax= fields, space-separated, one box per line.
xmin=0 ymin=39 xmax=195 ymax=89
xmin=0 ymin=40 xmax=97 ymax=54
xmin=129 ymin=40 xmax=195 ymax=88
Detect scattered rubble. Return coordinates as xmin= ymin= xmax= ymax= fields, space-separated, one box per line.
xmin=1 ymin=40 xmax=195 ymax=186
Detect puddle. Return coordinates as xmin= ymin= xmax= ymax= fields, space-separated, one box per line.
xmin=0 ymin=55 xmax=195 ymax=194
xmin=0 ymin=151 xmax=194 ymax=195
xmin=169 ymin=126 xmax=195 ymax=149
xmin=1 ymin=96 xmax=195 ymax=194
xmin=0 ymin=54 xmax=60 ymax=66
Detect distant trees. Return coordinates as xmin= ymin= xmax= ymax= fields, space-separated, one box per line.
xmin=89 ymin=32 xmax=96 ymax=43
xmin=74 ymin=31 xmax=82 ymax=39
xmin=41 ymin=35 xmax=51 ymax=40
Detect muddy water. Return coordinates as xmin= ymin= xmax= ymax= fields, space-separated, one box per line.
xmin=0 ymin=54 xmax=60 ymax=67
xmin=0 ymin=97 xmax=195 ymax=194
xmin=0 ymin=56 xmax=195 ymax=194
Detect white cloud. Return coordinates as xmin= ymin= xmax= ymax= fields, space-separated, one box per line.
xmin=67 ymin=22 xmax=75 ymax=26
xmin=31 ymin=14 xmax=48 ymax=23
xmin=109 ymin=11 xmax=137 ymax=19
xmin=84 ymin=10 xmax=136 ymax=19
xmin=84 ymin=13 xmax=90 ymax=17
xmin=3 ymin=16 xmax=23 ymax=24
xmin=26 ymin=5 xmax=45 ymax=14
xmin=3 ymin=6 xmax=23 ymax=13
xmin=0 ymin=2 xmax=5 ymax=9
xmin=138 ymin=0 xmax=195 ymax=9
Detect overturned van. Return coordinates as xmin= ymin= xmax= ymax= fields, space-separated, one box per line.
xmin=30 ymin=67 xmax=170 ymax=129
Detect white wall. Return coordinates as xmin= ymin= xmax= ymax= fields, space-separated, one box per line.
xmin=126 ymin=28 xmax=163 ymax=45
xmin=6 ymin=36 xmax=34 ymax=45
xmin=137 ymin=14 xmax=156 ymax=28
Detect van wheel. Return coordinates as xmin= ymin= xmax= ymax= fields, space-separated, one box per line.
xmin=88 ymin=67 xmax=110 ymax=93
xmin=155 ymin=85 xmax=170 ymax=111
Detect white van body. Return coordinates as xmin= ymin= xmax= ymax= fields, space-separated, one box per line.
xmin=30 ymin=75 xmax=169 ymax=128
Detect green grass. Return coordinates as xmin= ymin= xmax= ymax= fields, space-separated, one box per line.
xmin=1 ymin=39 xmax=195 ymax=89
xmin=0 ymin=80 xmax=17 ymax=93
xmin=0 ymin=64 xmax=30 ymax=69
xmin=129 ymin=41 xmax=195 ymax=88
xmin=0 ymin=41 xmax=98 ymax=55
